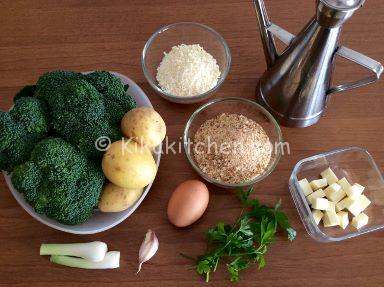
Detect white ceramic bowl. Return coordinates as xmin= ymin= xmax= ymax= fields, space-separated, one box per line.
xmin=3 ymin=71 xmax=161 ymax=234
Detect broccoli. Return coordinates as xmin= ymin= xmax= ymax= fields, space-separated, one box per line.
xmin=10 ymin=97 xmax=50 ymax=133
xmin=0 ymin=97 xmax=49 ymax=171
xmin=84 ymin=71 xmax=136 ymax=123
xmin=13 ymin=85 xmax=36 ymax=103
xmin=34 ymin=70 xmax=80 ymax=104
xmin=49 ymin=79 xmax=120 ymax=158
xmin=11 ymin=138 xmax=105 ymax=225
xmin=0 ymin=112 xmax=21 ymax=150
xmin=1 ymin=70 xmax=137 ymax=226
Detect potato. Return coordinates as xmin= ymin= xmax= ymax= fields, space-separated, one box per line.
xmin=121 ymin=107 xmax=166 ymax=149
xmin=102 ymin=139 xmax=157 ymax=189
xmin=98 ymin=182 xmax=143 ymax=212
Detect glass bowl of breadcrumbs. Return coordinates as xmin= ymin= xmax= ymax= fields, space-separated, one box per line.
xmin=183 ymin=97 xmax=283 ymax=188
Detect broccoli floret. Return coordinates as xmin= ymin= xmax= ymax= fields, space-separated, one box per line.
xmin=31 ymin=137 xmax=87 ymax=182
xmin=12 ymin=162 xmax=42 ymax=195
xmin=103 ymin=100 xmax=126 ymax=125
xmin=0 ymin=112 xmax=21 ymax=150
xmin=13 ymin=85 xmax=36 ymax=103
xmin=0 ymin=97 xmax=50 ymax=171
xmin=84 ymin=71 xmax=136 ymax=115
xmin=10 ymin=97 xmax=50 ymax=133
xmin=35 ymin=70 xmax=80 ymax=104
xmin=6 ymin=133 xmax=45 ymax=168
xmin=49 ymin=78 xmax=123 ymax=158
xmin=11 ymin=138 xmax=105 ymax=225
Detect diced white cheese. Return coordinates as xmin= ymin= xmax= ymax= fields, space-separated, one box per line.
xmin=336 ymin=197 xmax=355 ymax=212
xmin=328 ymin=201 xmax=336 ymax=212
xmin=307 ymin=189 xmax=326 ymax=205
xmin=321 ymin=168 xmax=339 ymax=185
xmin=346 ymin=194 xmax=372 ymax=216
xmin=312 ymin=209 xmax=323 ymax=225
xmin=312 ymin=198 xmax=330 ymax=211
xmin=337 ymin=211 xmax=349 ymax=229
xmin=338 ymin=177 xmax=351 ymax=192
xmin=351 ymin=213 xmax=369 ymax=229
xmin=324 ymin=183 xmax=346 ymax=203
xmin=323 ymin=210 xmax=340 ymax=227
xmin=347 ymin=199 xmax=363 ymax=217
xmin=358 ymin=194 xmax=371 ymax=212
xmin=310 ymin=178 xmax=328 ymax=190
xmin=345 ymin=183 xmax=365 ymax=200
xmin=298 ymin=178 xmax=313 ymax=196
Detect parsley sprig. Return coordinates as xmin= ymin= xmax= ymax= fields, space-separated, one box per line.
xmin=187 ymin=187 xmax=296 ymax=282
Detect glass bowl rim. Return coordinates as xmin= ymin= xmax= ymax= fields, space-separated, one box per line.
xmin=289 ymin=146 xmax=384 ymax=241
xmin=141 ymin=21 xmax=231 ymax=101
xmin=183 ymin=97 xmax=283 ymax=188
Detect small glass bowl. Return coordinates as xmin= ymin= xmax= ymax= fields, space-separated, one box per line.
xmin=142 ymin=22 xmax=231 ymax=104
xmin=289 ymin=147 xmax=384 ymax=242
xmin=183 ymin=97 xmax=282 ymax=188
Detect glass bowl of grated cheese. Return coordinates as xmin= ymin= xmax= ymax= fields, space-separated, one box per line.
xmin=142 ymin=22 xmax=231 ymax=104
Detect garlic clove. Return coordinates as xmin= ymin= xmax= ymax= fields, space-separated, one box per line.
xmin=137 ymin=229 xmax=159 ymax=274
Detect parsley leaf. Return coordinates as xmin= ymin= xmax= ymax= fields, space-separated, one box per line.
xmin=187 ymin=187 xmax=296 ymax=282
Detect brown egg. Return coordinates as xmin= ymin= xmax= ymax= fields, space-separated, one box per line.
xmin=167 ymin=180 xmax=209 ymax=227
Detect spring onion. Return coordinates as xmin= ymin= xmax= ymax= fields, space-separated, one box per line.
xmin=40 ymin=241 xmax=107 ymax=262
xmin=50 ymin=251 xmax=120 ymax=269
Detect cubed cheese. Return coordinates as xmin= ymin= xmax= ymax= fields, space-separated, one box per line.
xmin=310 ymin=178 xmax=328 ymax=190
xmin=324 ymin=183 xmax=346 ymax=203
xmin=338 ymin=177 xmax=351 ymax=192
xmin=323 ymin=210 xmax=340 ymax=227
xmin=345 ymin=194 xmax=371 ymax=217
xmin=298 ymin=178 xmax=313 ymax=196
xmin=321 ymin=168 xmax=339 ymax=185
xmin=337 ymin=211 xmax=349 ymax=229
xmin=328 ymin=201 xmax=336 ymax=212
xmin=307 ymin=189 xmax=326 ymax=205
xmin=351 ymin=213 xmax=369 ymax=229
xmin=312 ymin=198 xmax=330 ymax=211
xmin=312 ymin=209 xmax=323 ymax=225
xmin=358 ymin=194 xmax=371 ymax=212
xmin=346 ymin=183 xmax=365 ymax=200
xmin=347 ymin=199 xmax=363 ymax=217
xmin=336 ymin=197 xmax=355 ymax=212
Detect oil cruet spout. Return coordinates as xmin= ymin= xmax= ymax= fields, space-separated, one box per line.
xmin=253 ymin=0 xmax=278 ymax=67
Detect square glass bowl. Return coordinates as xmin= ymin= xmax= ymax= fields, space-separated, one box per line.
xmin=289 ymin=147 xmax=384 ymax=242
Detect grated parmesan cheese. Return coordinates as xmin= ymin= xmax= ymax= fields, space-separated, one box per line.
xmin=156 ymin=44 xmax=221 ymax=97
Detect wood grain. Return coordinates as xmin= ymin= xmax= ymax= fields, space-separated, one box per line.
xmin=0 ymin=0 xmax=383 ymax=286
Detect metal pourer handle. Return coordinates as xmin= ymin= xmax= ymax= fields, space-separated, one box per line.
xmin=328 ymin=47 xmax=384 ymax=95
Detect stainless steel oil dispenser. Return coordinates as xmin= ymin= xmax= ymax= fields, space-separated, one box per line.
xmin=254 ymin=0 xmax=383 ymax=127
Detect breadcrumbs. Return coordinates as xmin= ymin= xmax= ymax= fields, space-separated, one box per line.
xmin=193 ymin=113 xmax=272 ymax=184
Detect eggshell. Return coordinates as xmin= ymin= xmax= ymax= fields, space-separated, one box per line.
xmin=167 ymin=180 xmax=209 ymax=227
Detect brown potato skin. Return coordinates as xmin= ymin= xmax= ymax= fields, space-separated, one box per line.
xmin=102 ymin=140 xmax=157 ymax=189
xmin=98 ymin=182 xmax=143 ymax=212
xmin=121 ymin=107 xmax=166 ymax=149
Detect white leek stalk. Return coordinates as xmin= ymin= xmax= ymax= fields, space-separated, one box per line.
xmin=137 ymin=229 xmax=159 ymax=273
xmin=50 ymin=251 xmax=120 ymax=269
xmin=40 ymin=241 xmax=107 ymax=262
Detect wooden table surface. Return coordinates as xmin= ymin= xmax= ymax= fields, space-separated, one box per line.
xmin=1 ymin=1 xmax=383 ymax=286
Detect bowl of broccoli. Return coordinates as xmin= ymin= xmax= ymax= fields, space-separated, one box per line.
xmin=1 ymin=71 xmax=161 ymax=234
